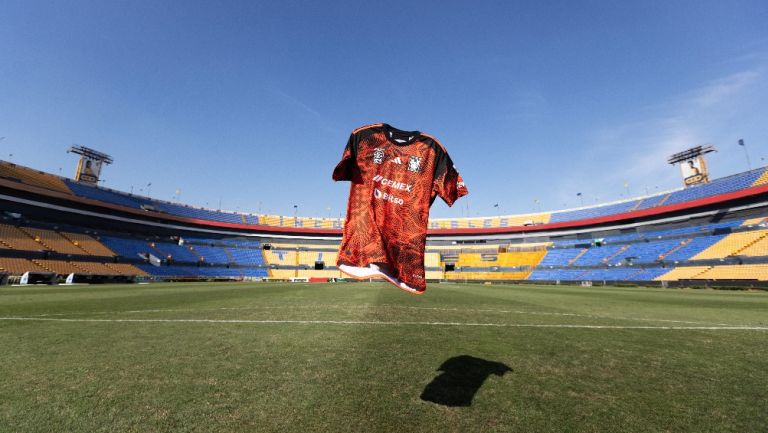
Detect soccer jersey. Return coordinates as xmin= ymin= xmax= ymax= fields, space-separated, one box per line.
xmin=332 ymin=123 xmax=468 ymax=293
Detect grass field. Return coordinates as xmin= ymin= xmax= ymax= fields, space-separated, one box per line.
xmin=1 ymin=281 xmax=767 ymax=433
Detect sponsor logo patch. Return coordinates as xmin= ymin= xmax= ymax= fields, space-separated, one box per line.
xmin=373 ymin=148 xmax=385 ymax=165
xmin=372 ymin=175 xmax=413 ymax=192
xmin=373 ymin=188 xmax=404 ymax=206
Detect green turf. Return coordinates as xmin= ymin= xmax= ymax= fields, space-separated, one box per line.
xmin=1 ymin=282 xmax=767 ymax=432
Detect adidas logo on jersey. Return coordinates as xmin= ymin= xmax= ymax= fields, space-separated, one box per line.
xmin=389 ymin=156 xmax=403 ymax=165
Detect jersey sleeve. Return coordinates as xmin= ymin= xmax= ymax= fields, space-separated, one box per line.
xmin=332 ymin=133 xmax=358 ymax=181
xmin=433 ymin=152 xmax=468 ymax=207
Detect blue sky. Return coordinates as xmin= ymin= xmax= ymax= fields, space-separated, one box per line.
xmin=1 ymin=0 xmax=767 ymax=219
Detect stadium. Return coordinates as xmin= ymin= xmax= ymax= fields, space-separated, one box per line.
xmin=2 ymin=154 xmax=768 ymax=286
xmin=3 ymin=2 xmax=768 ymax=432
xmin=1 ymin=150 xmax=767 ymax=432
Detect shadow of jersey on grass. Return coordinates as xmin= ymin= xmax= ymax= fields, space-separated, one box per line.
xmin=420 ymin=355 xmax=512 ymax=407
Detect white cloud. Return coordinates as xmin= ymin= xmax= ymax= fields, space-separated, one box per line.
xmin=555 ymin=63 xmax=767 ymax=208
xmin=687 ymin=70 xmax=760 ymax=108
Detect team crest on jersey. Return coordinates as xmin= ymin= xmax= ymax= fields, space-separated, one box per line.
xmin=373 ymin=148 xmax=385 ymax=165
xmin=407 ymin=156 xmax=422 ymax=173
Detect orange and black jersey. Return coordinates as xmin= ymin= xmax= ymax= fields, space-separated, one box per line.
xmin=333 ymin=123 xmax=468 ymax=291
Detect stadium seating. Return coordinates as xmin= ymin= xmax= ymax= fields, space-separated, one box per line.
xmin=4 ymin=159 xmax=768 ymax=230
xmin=191 ymin=245 xmax=231 ymax=264
xmin=692 ymin=230 xmax=768 ymax=260
xmin=0 ymin=258 xmax=49 ymax=274
xmin=264 ymin=250 xmax=296 ymax=267
xmin=662 ymin=168 xmax=765 ymax=206
xmin=538 ymin=248 xmax=585 ymax=267
xmin=150 ymin=242 xmax=201 ymax=263
xmin=99 ymin=236 xmax=156 ymax=259
xmin=136 ymin=264 xmax=267 ymax=278
xmin=65 ymin=180 xmax=149 ymax=209
xmin=738 ymin=235 xmax=768 ymax=256
xmin=697 ymin=264 xmax=768 ymax=280
xmin=753 ymin=168 xmax=768 ymax=187
xmin=33 ymin=259 xmax=89 ymax=275
xmin=0 ymin=224 xmax=49 ymax=251
xmin=662 ymin=235 xmax=726 ymax=261
xmin=571 ymin=245 xmax=624 ymax=266
xmin=61 ymin=232 xmax=116 ymax=256
xmin=625 ymin=267 xmax=669 ymax=281
xmin=655 ymin=266 xmax=712 ymax=280
xmin=104 ymin=263 xmax=149 ymax=276
xmin=227 ymin=248 xmax=266 ymax=266
xmin=549 ymin=200 xmax=640 ymax=223
xmin=0 ymin=161 xmax=72 ymax=194
xmin=528 ymin=269 xmax=591 ymax=281
xmin=741 ymin=217 xmax=766 ymax=226
xmin=67 ymin=261 xmax=119 ymax=275
xmin=296 ymin=269 xmax=342 ymax=278
xmin=268 ymin=269 xmax=298 ymax=279
xmin=159 ymin=202 xmax=244 ymax=224
xmin=445 ymin=271 xmax=531 ymax=280
xmin=3 ymin=157 xmax=768 ymax=283
xmin=583 ymin=268 xmax=641 ymax=281
xmin=634 ymin=193 xmax=670 ymax=210
xmin=17 ymin=227 xmax=87 ymax=255
xmin=607 ymin=240 xmax=683 ymax=265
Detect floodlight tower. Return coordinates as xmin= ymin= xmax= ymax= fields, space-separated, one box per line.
xmin=667 ymin=145 xmax=716 ymax=187
xmin=68 ymin=145 xmax=114 ymax=185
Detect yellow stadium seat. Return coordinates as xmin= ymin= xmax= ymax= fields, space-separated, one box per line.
xmin=0 ymin=161 xmax=72 ymax=194
xmin=655 ymin=266 xmax=712 ymax=281
xmin=693 ymin=230 xmax=768 ymax=260
xmin=0 ymin=258 xmax=48 ymax=274
xmin=698 ymin=264 xmax=768 ymax=280
xmin=0 ymin=224 xmax=49 ymax=251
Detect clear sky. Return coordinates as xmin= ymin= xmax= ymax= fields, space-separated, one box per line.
xmin=1 ymin=0 xmax=767 ymax=219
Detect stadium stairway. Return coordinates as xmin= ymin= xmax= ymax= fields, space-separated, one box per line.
xmin=604 ymin=245 xmax=631 ymax=263
xmin=655 ymin=193 xmax=672 ymax=207
xmin=567 ymin=249 xmax=588 ymax=265
xmin=658 ymin=239 xmax=693 ymax=260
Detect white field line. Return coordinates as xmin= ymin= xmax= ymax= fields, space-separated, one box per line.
xmin=22 ymin=304 xmax=738 ymax=327
xmin=1 ymin=316 xmax=767 ymax=330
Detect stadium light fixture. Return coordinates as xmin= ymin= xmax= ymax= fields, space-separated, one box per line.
xmin=68 ymin=145 xmax=114 ymax=165
xmin=738 ymin=139 xmax=751 ymax=171
xmin=667 ymin=145 xmax=716 ymax=165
